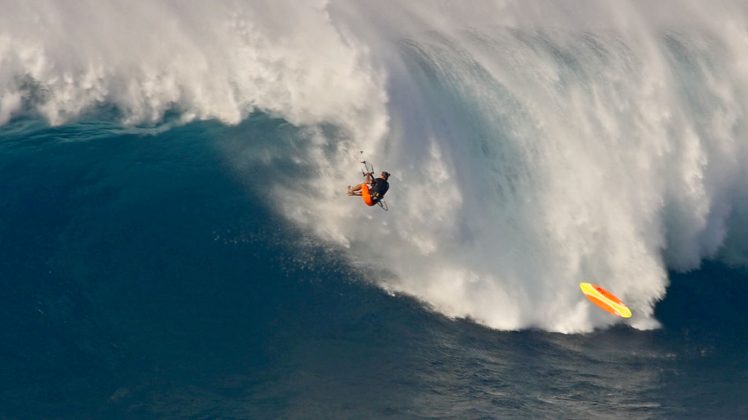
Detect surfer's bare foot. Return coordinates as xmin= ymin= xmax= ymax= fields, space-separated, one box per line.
xmin=347 ymin=185 xmax=353 ymax=196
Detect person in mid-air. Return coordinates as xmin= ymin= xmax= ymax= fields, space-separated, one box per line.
xmin=348 ymin=171 xmax=390 ymax=206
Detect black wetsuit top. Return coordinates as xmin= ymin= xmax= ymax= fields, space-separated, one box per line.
xmin=369 ymin=177 xmax=389 ymax=202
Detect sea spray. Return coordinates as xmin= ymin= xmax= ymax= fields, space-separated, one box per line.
xmin=2 ymin=0 xmax=748 ymax=332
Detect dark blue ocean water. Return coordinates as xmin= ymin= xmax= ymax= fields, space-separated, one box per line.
xmin=1 ymin=117 xmax=747 ymax=419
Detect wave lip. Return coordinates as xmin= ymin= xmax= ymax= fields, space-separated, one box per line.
xmin=0 ymin=0 xmax=388 ymax=143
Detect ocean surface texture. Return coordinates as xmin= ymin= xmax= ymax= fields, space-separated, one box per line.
xmin=1 ymin=1 xmax=748 ymax=418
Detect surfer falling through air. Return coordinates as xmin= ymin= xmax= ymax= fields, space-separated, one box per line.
xmin=347 ymin=153 xmax=390 ymax=210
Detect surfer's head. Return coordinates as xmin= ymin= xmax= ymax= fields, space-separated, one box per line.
xmin=381 ymin=171 xmax=390 ymax=180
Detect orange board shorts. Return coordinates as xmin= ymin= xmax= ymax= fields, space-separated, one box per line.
xmin=361 ymin=184 xmax=376 ymax=206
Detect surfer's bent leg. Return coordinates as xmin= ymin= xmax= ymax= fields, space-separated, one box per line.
xmin=348 ymin=174 xmax=373 ymax=196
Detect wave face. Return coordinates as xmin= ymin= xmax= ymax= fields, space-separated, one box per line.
xmin=3 ymin=1 xmax=748 ymax=332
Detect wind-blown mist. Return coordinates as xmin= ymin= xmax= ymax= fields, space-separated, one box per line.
xmin=2 ymin=0 xmax=748 ymax=332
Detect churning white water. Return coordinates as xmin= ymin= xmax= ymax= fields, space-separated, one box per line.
xmin=2 ymin=0 xmax=747 ymax=332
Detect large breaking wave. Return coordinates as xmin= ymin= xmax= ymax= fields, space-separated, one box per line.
xmin=2 ymin=0 xmax=748 ymax=332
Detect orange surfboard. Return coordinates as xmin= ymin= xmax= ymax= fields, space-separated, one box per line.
xmin=579 ymin=282 xmax=632 ymax=318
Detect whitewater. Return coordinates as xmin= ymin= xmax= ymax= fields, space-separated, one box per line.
xmin=2 ymin=0 xmax=748 ymax=332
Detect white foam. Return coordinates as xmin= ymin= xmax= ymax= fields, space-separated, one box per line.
xmin=3 ymin=0 xmax=748 ymax=332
